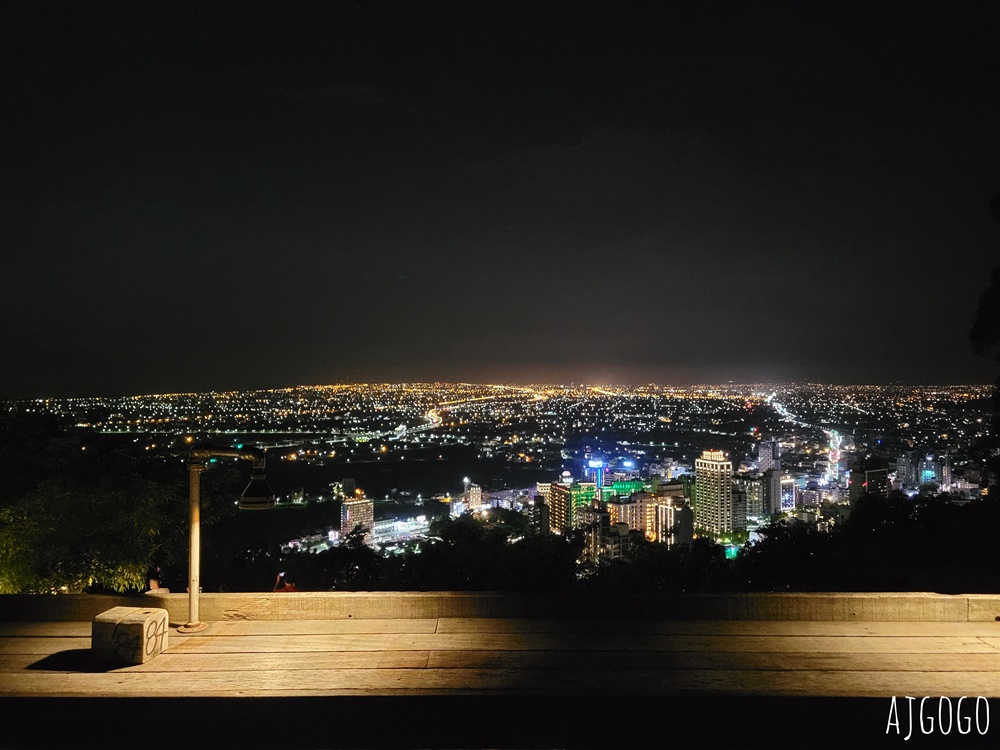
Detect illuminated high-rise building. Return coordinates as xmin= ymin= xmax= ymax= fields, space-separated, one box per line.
xmin=610 ymin=479 xmax=645 ymax=497
xmin=917 ymin=454 xmax=941 ymax=486
xmin=598 ymin=523 xmax=635 ymax=560
xmin=733 ymin=474 xmax=764 ymax=518
xmin=465 ymin=482 xmax=485 ymax=512
xmin=695 ymin=450 xmax=734 ymax=537
xmin=548 ymin=481 xmax=598 ymax=531
xmin=780 ymin=475 xmax=796 ymax=511
xmin=525 ymin=495 xmax=550 ymax=535
xmin=799 ymin=488 xmax=821 ymax=509
xmin=587 ymin=458 xmax=607 ymax=499
xmin=762 ymin=469 xmax=781 ymax=516
xmin=758 ymin=440 xmax=781 ymax=473
xmin=607 ymin=494 xmax=649 ymax=535
xmin=341 ymin=492 xmax=374 ymax=539
xmin=653 ymin=497 xmax=693 ymax=547
xmin=733 ymin=488 xmax=747 ymax=532
xmin=549 ymin=483 xmax=571 ymax=531
xmin=896 ymin=451 xmax=916 ymax=489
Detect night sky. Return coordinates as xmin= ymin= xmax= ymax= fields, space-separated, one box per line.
xmin=4 ymin=2 xmax=1000 ymax=398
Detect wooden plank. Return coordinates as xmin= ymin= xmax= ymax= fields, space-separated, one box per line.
xmin=436 ymin=618 xmax=1000 ymax=637
xmin=0 ymin=649 xmax=421 ymax=673
xmin=0 ymin=638 xmax=91 ymax=655
xmin=6 ymin=649 xmax=1000 ymax=673
xmin=427 ymin=649 xmax=1000 ymax=672
xmin=0 ymin=632 xmax=196 ymax=655
xmin=0 ymin=623 xmax=92 ymax=637
xmin=970 ymin=637 xmax=1000 ymax=650
xmin=3 ymin=618 xmax=997 ymax=639
xmin=175 ymin=619 xmax=438 ymax=636
xmin=0 ymin=654 xmax=99 ymax=673
xmin=6 ymin=649 xmax=1000 ymax=675
xmin=126 ymin=651 xmax=431 ymax=672
xmin=163 ymin=633 xmax=1000 ymax=655
xmin=5 ymin=667 xmax=1000 ymax=698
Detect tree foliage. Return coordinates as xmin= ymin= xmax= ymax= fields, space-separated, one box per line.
xmin=0 ymin=412 xmax=235 ymax=593
xmin=0 ymin=475 xmax=177 ymax=593
xmin=582 ymin=536 xmax=730 ymax=594
xmin=279 ymin=513 xmax=583 ymax=592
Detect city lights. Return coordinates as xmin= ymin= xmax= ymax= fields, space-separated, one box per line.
xmin=14 ymin=381 xmax=990 ymax=556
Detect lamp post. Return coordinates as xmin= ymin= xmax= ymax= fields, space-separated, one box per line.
xmin=177 ymin=445 xmax=275 ymax=633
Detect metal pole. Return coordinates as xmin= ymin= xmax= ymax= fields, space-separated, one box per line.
xmin=178 ymin=461 xmax=208 ymax=633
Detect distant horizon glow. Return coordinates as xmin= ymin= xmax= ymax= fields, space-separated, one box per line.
xmin=7 ymin=378 xmax=994 ymax=402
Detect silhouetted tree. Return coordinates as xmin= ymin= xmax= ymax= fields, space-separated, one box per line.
xmin=0 ymin=413 xmax=196 ymax=593
xmin=732 ymin=518 xmax=835 ymax=591
xmin=582 ymin=535 xmax=733 ymax=594
xmin=290 ymin=525 xmax=388 ymax=591
xmin=370 ymin=513 xmax=582 ymax=591
xmin=0 ymin=411 xmax=262 ymax=593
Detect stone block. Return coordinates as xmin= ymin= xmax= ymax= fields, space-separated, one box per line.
xmin=92 ymin=606 xmax=169 ymax=664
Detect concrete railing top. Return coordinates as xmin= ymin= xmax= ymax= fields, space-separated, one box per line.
xmin=3 ymin=591 xmax=1000 ymax=623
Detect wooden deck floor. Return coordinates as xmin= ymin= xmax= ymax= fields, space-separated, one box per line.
xmin=3 ymin=618 xmax=1000 ymax=747
xmin=5 ymin=618 xmax=1000 ymax=698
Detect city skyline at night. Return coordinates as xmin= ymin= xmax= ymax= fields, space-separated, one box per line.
xmin=8 ymin=379 xmax=992 ymax=559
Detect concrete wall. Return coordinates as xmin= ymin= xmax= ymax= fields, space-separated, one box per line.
xmin=3 ymin=591 xmax=1000 ymax=622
